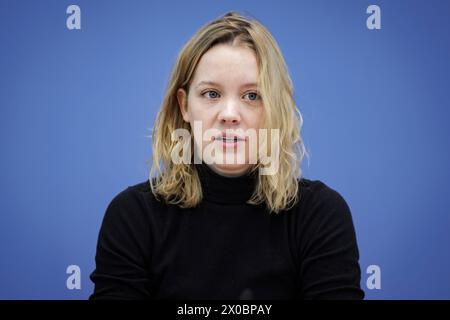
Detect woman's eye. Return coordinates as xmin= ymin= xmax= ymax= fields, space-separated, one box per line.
xmin=202 ymin=90 xmax=220 ymax=99
xmin=244 ymin=92 xmax=260 ymax=101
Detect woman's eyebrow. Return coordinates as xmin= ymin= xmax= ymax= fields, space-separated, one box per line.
xmin=195 ymin=80 xmax=258 ymax=89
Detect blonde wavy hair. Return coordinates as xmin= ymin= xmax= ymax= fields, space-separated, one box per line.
xmin=149 ymin=11 xmax=307 ymax=214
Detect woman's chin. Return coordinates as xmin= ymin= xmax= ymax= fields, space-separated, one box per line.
xmin=208 ymin=163 xmax=251 ymax=177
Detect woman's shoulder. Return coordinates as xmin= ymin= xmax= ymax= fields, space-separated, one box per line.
xmin=294 ymin=177 xmax=354 ymax=225
xmin=124 ymin=179 xmax=153 ymax=194
xmin=297 ymin=177 xmax=349 ymax=207
xmin=107 ymin=179 xmax=152 ymax=206
xmin=109 ymin=178 xmax=166 ymax=209
xmin=101 ymin=179 xmax=164 ymax=224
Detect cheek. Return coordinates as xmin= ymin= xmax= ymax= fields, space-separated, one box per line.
xmin=187 ymin=97 xmax=215 ymax=122
xmin=186 ymin=105 xmax=215 ymax=141
xmin=247 ymin=108 xmax=265 ymax=130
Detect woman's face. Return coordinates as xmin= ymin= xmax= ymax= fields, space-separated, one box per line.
xmin=177 ymin=44 xmax=265 ymax=177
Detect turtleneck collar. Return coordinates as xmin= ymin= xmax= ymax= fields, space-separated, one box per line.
xmin=195 ymin=162 xmax=258 ymax=205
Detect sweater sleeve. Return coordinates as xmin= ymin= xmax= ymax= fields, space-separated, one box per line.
xmin=89 ymin=188 xmax=154 ymax=300
xmin=298 ymin=183 xmax=365 ymax=300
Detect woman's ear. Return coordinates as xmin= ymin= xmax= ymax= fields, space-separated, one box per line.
xmin=177 ymin=88 xmax=189 ymax=123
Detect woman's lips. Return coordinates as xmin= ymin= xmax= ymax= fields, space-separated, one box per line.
xmin=212 ymin=136 xmax=246 ymax=148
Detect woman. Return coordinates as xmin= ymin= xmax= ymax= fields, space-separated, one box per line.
xmin=89 ymin=11 xmax=364 ymax=300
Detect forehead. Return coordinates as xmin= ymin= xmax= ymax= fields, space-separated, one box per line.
xmin=192 ymin=44 xmax=259 ymax=86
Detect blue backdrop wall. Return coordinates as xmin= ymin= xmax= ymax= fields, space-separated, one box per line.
xmin=1 ymin=0 xmax=449 ymax=299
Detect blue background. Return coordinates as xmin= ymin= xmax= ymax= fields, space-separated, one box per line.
xmin=1 ymin=0 xmax=449 ymax=299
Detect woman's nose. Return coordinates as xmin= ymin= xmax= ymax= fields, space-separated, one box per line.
xmin=218 ymin=99 xmax=241 ymax=124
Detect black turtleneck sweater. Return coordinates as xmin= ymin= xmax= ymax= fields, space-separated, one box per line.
xmin=89 ymin=163 xmax=364 ymax=300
